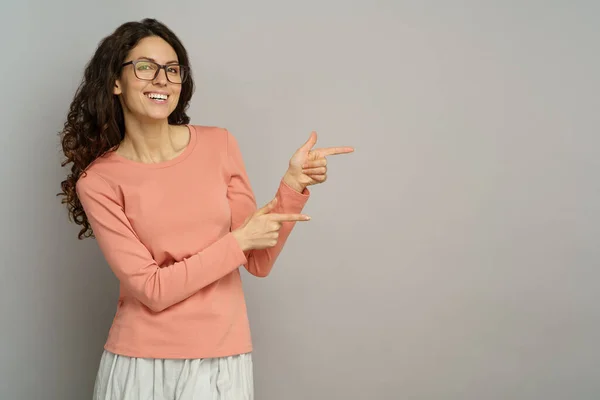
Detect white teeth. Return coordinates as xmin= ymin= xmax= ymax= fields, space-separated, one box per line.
xmin=146 ymin=93 xmax=168 ymax=100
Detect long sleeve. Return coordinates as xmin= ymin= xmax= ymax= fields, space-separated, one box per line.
xmin=76 ymin=170 xmax=248 ymax=312
xmin=225 ymin=130 xmax=310 ymax=277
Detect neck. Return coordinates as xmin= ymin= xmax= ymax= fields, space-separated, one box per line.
xmin=119 ymin=118 xmax=184 ymax=164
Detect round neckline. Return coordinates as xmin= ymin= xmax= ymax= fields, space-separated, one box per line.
xmin=108 ymin=124 xmax=197 ymax=169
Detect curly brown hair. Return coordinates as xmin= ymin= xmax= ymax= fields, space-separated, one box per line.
xmin=58 ymin=18 xmax=195 ymax=239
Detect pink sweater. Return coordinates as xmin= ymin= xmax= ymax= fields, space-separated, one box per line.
xmin=76 ymin=125 xmax=310 ymax=359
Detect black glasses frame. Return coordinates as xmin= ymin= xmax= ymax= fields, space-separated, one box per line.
xmin=121 ymin=60 xmax=189 ymax=84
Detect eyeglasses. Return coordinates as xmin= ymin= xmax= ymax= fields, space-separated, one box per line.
xmin=121 ymin=60 xmax=189 ymax=84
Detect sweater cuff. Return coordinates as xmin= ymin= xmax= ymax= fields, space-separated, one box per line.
xmin=277 ymin=178 xmax=310 ymax=213
xmin=225 ymin=231 xmax=248 ymax=265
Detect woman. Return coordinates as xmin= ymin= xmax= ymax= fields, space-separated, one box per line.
xmin=59 ymin=18 xmax=353 ymax=399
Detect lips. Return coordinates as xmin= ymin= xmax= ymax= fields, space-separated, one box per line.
xmin=144 ymin=92 xmax=169 ymax=102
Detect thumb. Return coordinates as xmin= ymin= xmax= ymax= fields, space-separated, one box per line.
xmin=254 ymin=197 xmax=277 ymax=216
xmin=299 ymin=131 xmax=317 ymax=151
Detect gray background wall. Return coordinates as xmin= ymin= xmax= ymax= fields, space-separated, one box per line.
xmin=1 ymin=1 xmax=598 ymax=399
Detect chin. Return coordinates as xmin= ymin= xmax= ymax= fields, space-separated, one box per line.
xmin=137 ymin=107 xmax=176 ymax=122
xmin=150 ymin=112 xmax=173 ymax=120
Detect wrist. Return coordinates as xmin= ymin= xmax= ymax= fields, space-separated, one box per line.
xmin=283 ymin=172 xmax=306 ymax=193
xmin=232 ymin=229 xmax=249 ymax=252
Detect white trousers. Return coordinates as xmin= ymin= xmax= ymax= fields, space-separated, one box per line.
xmin=93 ymin=350 xmax=254 ymax=400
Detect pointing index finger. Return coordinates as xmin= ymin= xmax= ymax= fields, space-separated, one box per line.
xmin=319 ymin=146 xmax=355 ymax=156
xmin=269 ymin=213 xmax=311 ymax=222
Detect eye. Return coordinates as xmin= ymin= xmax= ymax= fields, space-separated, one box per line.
xmin=166 ymin=65 xmax=180 ymax=74
xmin=136 ymin=62 xmax=156 ymax=71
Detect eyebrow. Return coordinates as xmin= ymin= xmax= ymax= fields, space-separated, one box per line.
xmin=138 ymin=56 xmax=180 ymax=64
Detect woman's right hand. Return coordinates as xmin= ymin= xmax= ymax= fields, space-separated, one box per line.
xmin=232 ymin=198 xmax=311 ymax=251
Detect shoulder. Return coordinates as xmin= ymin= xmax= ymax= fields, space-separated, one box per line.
xmin=189 ymin=124 xmax=241 ymax=153
xmin=77 ymin=147 xmax=124 ymax=185
xmin=76 ymin=168 xmax=114 ymax=198
xmin=76 ymin=152 xmax=123 ymax=206
xmin=190 ymin=124 xmax=233 ymax=142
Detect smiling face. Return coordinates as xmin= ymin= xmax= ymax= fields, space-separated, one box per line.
xmin=114 ymin=36 xmax=182 ymax=123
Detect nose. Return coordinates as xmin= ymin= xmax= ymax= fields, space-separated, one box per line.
xmin=153 ymin=67 xmax=168 ymax=85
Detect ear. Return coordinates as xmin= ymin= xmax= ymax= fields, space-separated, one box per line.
xmin=113 ymin=79 xmax=122 ymax=96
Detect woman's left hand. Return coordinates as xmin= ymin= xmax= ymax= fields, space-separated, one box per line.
xmin=283 ymin=131 xmax=354 ymax=192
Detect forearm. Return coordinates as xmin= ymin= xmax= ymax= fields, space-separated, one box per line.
xmin=243 ymin=178 xmax=309 ymax=277
xmin=114 ymin=232 xmax=246 ymax=312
